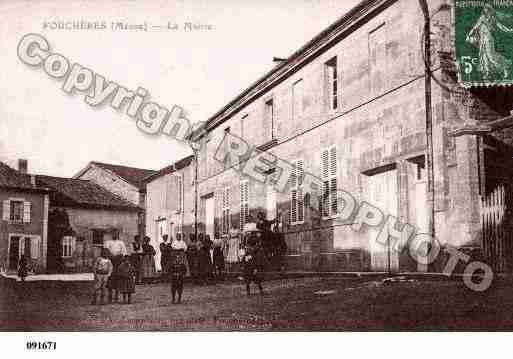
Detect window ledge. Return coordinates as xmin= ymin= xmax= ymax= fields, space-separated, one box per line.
xmin=7 ymin=220 xmax=25 ymax=225
xmin=290 ymin=221 xmax=305 ymax=226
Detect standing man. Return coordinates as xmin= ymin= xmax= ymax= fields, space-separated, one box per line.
xmin=104 ymin=232 xmax=127 ymax=302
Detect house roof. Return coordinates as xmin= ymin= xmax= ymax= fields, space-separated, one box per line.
xmin=78 ymin=162 xmax=158 ymax=189
xmin=0 ymin=161 xmax=47 ymax=192
xmin=143 ymin=155 xmax=194 ymax=183
xmin=196 ymin=0 xmax=387 ymax=136
xmin=36 ymin=175 xmax=140 ymax=211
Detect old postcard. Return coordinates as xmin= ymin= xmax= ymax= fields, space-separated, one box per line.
xmin=1 ymin=0 xmax=513 ymax=354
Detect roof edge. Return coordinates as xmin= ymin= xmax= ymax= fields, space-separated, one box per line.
xmin=202 ymin=0 xmax=395 ymax=135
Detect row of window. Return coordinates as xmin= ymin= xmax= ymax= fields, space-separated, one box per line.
xmin=223 ymin=55 xmax=340 ymax=144
xmin=209 ymin=146 xmax=340 ymax=231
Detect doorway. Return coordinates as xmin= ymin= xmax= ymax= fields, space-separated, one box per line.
xmin=364 ymin=166 xmax=399 ymax=272
xmin=8 ymin=236 xmax=20 ymax=270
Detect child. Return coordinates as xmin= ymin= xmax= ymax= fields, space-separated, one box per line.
xmin=117 ymin=255 xmax=136 ymax=304
xmin=169 ymin=247 xmax=187 ymax=304
xmin=18 ymin=254 xmax=28 ymax=282
xmin=92 ymin=249 xmax=113 ymax=305
xmin=242 ymin=239 xmax=265 ymax=296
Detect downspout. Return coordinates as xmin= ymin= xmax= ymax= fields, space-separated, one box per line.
xmin=419 ymin=0 xmax=436 ymax=264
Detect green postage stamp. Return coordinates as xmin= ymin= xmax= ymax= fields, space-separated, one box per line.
xmin=456 ymin=1 xmax=513 ymax=87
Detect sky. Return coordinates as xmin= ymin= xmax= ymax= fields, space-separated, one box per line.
xmin=0 ymin=0 xmax=360 ymax=176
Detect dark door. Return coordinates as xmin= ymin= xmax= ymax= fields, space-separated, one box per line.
xmin=9 ymin=237 xmax=20 ymax=270
xmin=24 ymin=237 xmax=31 ymax=259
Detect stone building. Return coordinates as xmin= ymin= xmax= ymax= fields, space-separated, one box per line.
xmin=36 ymin=175 xmax=141 ymax=273
xmin=74 ymin=161 xmax=157 ymax=238
xmin=144 ymin=155 xmax=194 ymax=271
xmin=0 ymin=160 xmax=49 ymax=273
xmin=189 ymin=0 xmax=513 ymax=273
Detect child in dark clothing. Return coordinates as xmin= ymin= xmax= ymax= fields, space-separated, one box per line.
xmin=117 ymin=255 xmax=136 ymax=304
xmin=170 ymin=249 xmax=187 ymax=304
xmin=242 ymin=240 xmax=265 ymax=296
xmin=18 ymin=254 xmax=28 ymax=282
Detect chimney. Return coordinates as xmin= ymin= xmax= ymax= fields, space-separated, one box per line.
xmin=18 ymin=159 xmax=28 ymax=174
xmin=273 ymin=57 xmax=287 ymax=65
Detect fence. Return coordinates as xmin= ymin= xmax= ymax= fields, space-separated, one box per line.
xmin=480 ymin=184 xmax=512 ymax=272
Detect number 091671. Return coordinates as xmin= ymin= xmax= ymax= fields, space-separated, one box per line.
xmin=26 ymin=341 xmax=57 ymax=350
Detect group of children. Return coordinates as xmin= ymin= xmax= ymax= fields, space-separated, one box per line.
xmin=92 ymin=249 xmax=136 ymax=305
xmin=92 ymin=241 xmax=189 ymax=305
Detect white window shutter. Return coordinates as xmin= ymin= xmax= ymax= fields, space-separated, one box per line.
xmin=23 ymin=202 xmax=31 ymax=223
xmin=322 ymin=149 xmax=329 ymax=179
xmin=330 ymin=147 xmax=337 ymax=176
xmin=31 ymin=237 xmax=40 ymax=259
xmin=2 ymin=200 xmax=9 ymax=221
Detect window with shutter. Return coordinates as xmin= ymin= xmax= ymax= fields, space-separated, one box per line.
xmin=290 ymin=159 xmax=304 ymax=224
xmin=321 ymin=146 xmax=338 ymax=218
xmin=10 ymin=200 xmax=23 ymax=223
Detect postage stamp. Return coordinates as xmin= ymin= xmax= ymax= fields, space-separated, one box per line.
xmin=456 ymin=1 xmax=513 ymax=87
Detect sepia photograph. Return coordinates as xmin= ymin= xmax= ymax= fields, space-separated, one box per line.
xmin=1 ymin=0 xmax=513 ymax=350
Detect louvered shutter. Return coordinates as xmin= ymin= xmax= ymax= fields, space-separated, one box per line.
xmin=330 ymin=147 xmax=337 ymax=215
xmin=321 ymin=150 xmax=330 ymax=217
xmin=290 ymin=190 xmax=297 ymax=223
xmin=23 ymin=201 xmax=31 ymax=223
xmin=177 ymin=176 xmax=183 ymax=213
xmin=240 ymin=181 xmax=249 ymax=230
xmin=2 ymin=200 xmax=9 ymax=221
xmin=297 ymin=160 xmax=304 ymax=222
xmin=321 ymin=147 xmax=338 ymax=217
xmin=290 ymin=160 xmax=304 ymax=223
xmin=290 ymin=162 xmax=296 ymax=223
xmin=31 ymin=236 xmax=40 ymax=259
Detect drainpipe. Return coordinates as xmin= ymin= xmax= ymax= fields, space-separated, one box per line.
xmin=419 ymin=0 xmax=436 ymax=267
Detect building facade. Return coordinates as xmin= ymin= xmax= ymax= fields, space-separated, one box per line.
xmin=190 ymin=0 xmax=513 ymax=273
xmin=0 ymin=161 xmax=49 ymax=273
xmin=144 ymin=155 xmax=194 ymax=271
xmin=36 ymin=175 xmax=141 ymax=273
xmin=74 ymin=161 xmax=157 ymax=238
